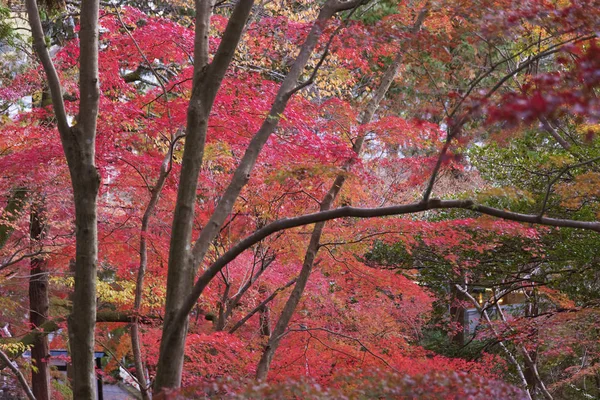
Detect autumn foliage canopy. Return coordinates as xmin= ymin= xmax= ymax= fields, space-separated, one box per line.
xmin=1 ymin=0 xmax=600 ymax=399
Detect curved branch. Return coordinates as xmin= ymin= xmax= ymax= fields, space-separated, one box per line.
xmin=170 ymin=198 xmax=600 ymax=328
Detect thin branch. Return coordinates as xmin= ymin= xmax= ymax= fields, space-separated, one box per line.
xmin=1 ymin=250 xmax=49 ymax=272
xmin=423 ymin=35 xmax=596 ymax=202
xmin=130 ymin=127 xmax=184 ymax=400
xmin=97 ymin=341 xmax=145 ymax=390
xmin=539 ymin=155 xmax=600 ymax=217
xmin=119 ymin=157 xmax=152 ymax=192
xmin=422 ymin=136 xmax=453 ymax=202
xmin=540 ymin=117 xmax=571 ymax=151
xmin=449 ymin=34 xmax=596 ymax=119
xmin=456 ymin=284 xmax=533 ymax=400
xmin=492 ymin=296 xmax=553 ymax=400
xmin=229 ymin=254 xmax=275 ymax=306
xmin=287 ymin=0 xmax=362 ymax=97
xmin=228 ymin=277 xmax=297 ymax=334
xmin=0 ymin=349 xmax=36 ymax=400
xmin=288 ymin=326 xmax=398 ymax=373
xmin=482 ymin=35 xmax=595 ymax=103
xmin=114 ymin=5 xmax=173 ymax=123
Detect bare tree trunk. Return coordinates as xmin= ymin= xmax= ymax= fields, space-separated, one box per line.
xmin=259 ymin=306 xmax=271 ymax=337
xmin=29 ymin=202 xmax=50 ymax=400
xmin=66 ymin=157 xmax=100 ymax=400
xmin=154 ymin=0 xmax=251 ymax=390
xmin=215 ymin=281 xmax=231 ymax=331
xmin=255 ymin=11 xmax=427 ymax=379
xmin=130 ymin=132 xmax=180 ymax=400
xmin=26 ymin=0 xmax=100 ymax=397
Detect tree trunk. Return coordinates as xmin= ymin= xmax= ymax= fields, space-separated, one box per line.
xmin=215 ymin=282 xmax=231 ymax=331
xmin=27 ymin=0 xmax=101 ymax=397
xmin=67 ymin=166 xmax=100 ymax=400
xmin=258 ymin=305 xmax=271 ymax=337
xmin=154 ymin=0 xmax=252 ymax=390
xmin=130 ymin=131 xmax=180 ymax=400
xmin=29 ymin=202 xmax=50 ymax=400
xmin=156 ymin=0 xmax=365 ymax=390
xmin=254 ymin=11 xmax=428 ymax=377
xmin=66 ymin=0 xmax=101 ymax=392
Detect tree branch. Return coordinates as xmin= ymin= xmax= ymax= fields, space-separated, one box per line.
xmin=25 ymin=0 xmax=69 ymax=134
xmin=228 ymin=278 xmax=297 ymax=334
xmin=539 ymin=155 xmax=600 ymax=217
xmin=173 ymin=198 xmax=600 ymax=328
xmin=189 ymin=0 xmax=367 ymax=272
xmin=456 ymin=284 xmax=533 ymax=400
xmin=0 ymin=349 xmax=36 ymax=400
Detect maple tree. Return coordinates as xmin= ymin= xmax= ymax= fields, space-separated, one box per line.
xmin=0 ymin=0 xmax=600 ymax=399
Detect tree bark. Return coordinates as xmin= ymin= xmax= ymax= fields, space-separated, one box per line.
xmin=259 ymin=305 xmax=271 ymax=337
xmin=215 ymin=281 xmax=231 ymax=331
xmin=154 ymin=0 xmax=254 ymax=390
xmin=29 ymin=202 xmax=50 ymax=400
xmin=26 ymin=0 xmax=101 ymax=397
xmin=130 ymin=132 xmax=181 ymax=400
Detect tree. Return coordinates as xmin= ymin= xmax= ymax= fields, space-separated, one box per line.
xmin=24 ymin=0 xmax=101 ymax=397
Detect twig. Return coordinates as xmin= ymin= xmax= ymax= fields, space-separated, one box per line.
xmin=287 ymin=326 xmax=399 ymax=373
xmin=114 ymin=5 xmax=173 ymax=124
xmin=228 ymin=278 xmax=297 ymax=333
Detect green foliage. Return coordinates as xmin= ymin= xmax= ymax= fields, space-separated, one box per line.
xmin=470 ymin=129 xmax=600 ymax=217
xmin=51 ymin=378 xmax=73 ymax=400
xmin=0 ymin=187 xmax=28 ymax=250
xmin=420 ymin=328 xmax=488 ymax=360
xmin=0 ymin=6 xmax=14 ymax=45
xmin=355 ymin=0 xmax=399 ymax=24
xmin=541 ymin=228 xmax=600 ymax=303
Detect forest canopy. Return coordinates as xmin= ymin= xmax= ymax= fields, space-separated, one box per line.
xmin=0 ymin=0 xmax=599 ymax=399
